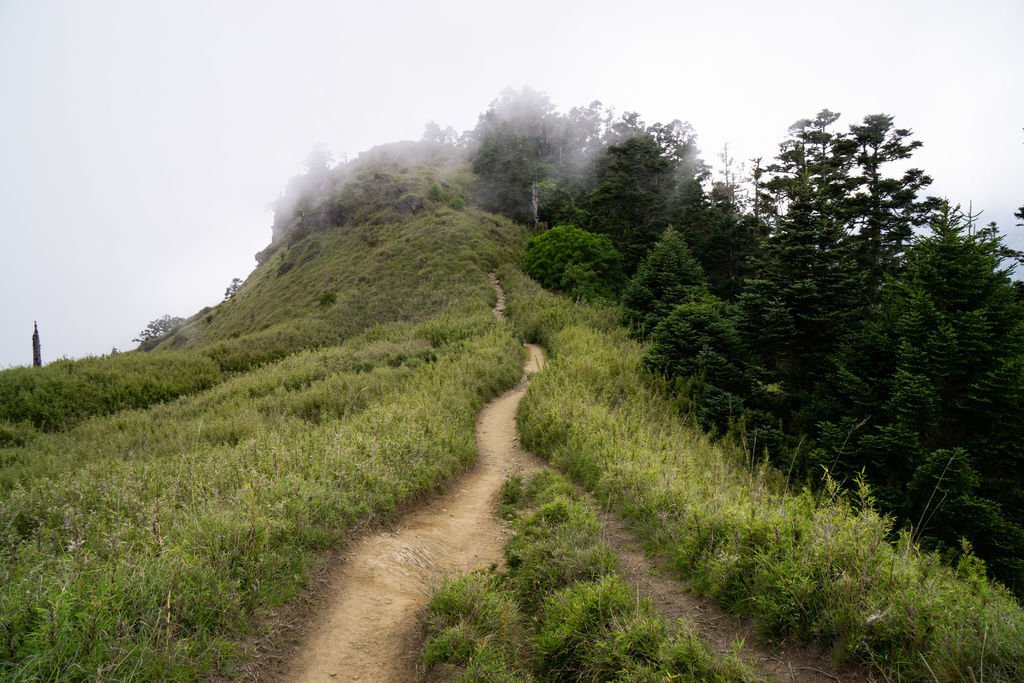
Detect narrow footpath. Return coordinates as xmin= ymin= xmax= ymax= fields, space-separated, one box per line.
xmin=270 ymin=274 xmax=862 ymax=682
xmin=275 ymin=277 xmax=542 ymax=682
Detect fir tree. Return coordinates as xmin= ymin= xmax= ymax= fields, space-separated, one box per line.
xmin=586 ymin=135 xmax=674 ymax=271
xmin=820 ymin=203 xmax=1024 ymax=590
xmin=622 ymin=227 xmax=707 ymax=337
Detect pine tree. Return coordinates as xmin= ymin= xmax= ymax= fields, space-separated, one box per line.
xmin=644 ymin=296 xmax=752 ymax=432
xmin=821 ymin=203 xmax=1024 ymax=591
xmin=622 ymin=227 xmax=707 ymax=337
xmin=739 ymin=111 xmax=863 ymax=398
xmin=846 ymin=115 xmax=935 ymax=296
xmin=586 ymin=135 xmax=675 ymax=271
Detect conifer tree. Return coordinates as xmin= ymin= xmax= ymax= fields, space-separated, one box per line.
xmin=470 ymin=88 xmax=559 ymax=223
xmin=739 ymin=112 xmax=863 ymax=397
xmin=622 ymin=227 xmax=707 ymax=337
xmin=846 ymin=114 xmax=935 ymax=296
xmin=586 ymin=135 xmax=675 ymax=271
xmin=820 ymin=203 xmax=1024 ymax=590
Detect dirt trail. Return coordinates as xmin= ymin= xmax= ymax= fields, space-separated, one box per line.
xmin=272 ymin=274 xmax=864 ymax=683
xmin=276 ymin=278 xmax=542 ymax=682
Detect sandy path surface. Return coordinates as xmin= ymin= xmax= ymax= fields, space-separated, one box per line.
xmin=276 ymin=341 xmax=544 ymax=683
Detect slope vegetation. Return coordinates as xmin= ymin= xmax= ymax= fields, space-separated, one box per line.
xmin=0 ymin=150 xmax=528 ymax=679
xmin=503 ymin=267 xmax=1024 ymax=681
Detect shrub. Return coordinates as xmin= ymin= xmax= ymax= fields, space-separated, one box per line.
xmin=522 ymin=225 xmax=622 ymax=301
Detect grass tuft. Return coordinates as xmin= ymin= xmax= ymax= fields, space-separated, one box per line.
xmin=424 ymin=471 xmax=759 ymax=682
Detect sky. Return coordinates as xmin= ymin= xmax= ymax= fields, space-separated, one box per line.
xmin=1 ymin=0 xmax=1021 ymax=368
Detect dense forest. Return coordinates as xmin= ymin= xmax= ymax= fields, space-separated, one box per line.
xmin=453 ymin=88 xmax=1024 ymax=595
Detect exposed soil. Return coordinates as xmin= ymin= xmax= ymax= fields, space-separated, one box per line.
xmin=263 ymin=274 xmax=869 ymax=683
xmin=270 ymin=293 xmax=543 ymax=682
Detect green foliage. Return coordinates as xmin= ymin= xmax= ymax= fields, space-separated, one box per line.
xmin=622 ymin=226 xmax=707 ymax=337
xmin=468 ymin=90 xmax=709 ymax=264
xmin=224 ymin=277 xmax=242 ymax=301
xmin=133 ymin=314 xmax=185 ymax=349
xmin=818 ymin=203 xmax=1024 ymax=590
xmin=586 ymin=134 xmax=675 ymax=271
xmin=317 ymin=291 xmax=337 ymax=308
xmin=0 ymin=352 xmax=221 ymax=432
xmin=645 ymin=297 xmax=745 ymax=392
xmin=522 ymin=225 xmax=622 ymax=301
xmin=0 ymin=420 xmax=38 ymax=448
xmin=424 ymin=471 xmax=757 ymax=682
xmin=503 ymin=268 xmax=1024 ymax=682
xmin=678 ymin=197 xmax=762 ymax=300
xmin=0 ymin=309 xmax=523 ymax=680
xmin=470 ymin=88 xmax=557 ymax=223
xmin=644 ymin=296 xmax=755 ymax=433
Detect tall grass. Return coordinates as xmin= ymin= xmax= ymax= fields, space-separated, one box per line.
xmin=502 ymin=267 xmax=1024 ymax=682
xmin=0 ymin=352 xmax=221 ymax=433
xmin=0 ymin=308 xmax=522 ymax=679
xmin=424 ymin=471 xmax=757 ymax=682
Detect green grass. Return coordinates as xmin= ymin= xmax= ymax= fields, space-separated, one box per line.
xmin=0 ymin=163 xmax=529 ymax=680
xmin=1 ymin=161 xmax=522 ymax=437
xmin=160 ymin=161 xmax=521 ymax=362
xmin=0 ymin=307 xmax=522 ymax=680
xmin=423 ymin=471 xmax=758 ymax=682
xmin=502 ymin=266 xmax=1024 ymax=681
xmin=0 ymin=352 xmax=221 ymax=434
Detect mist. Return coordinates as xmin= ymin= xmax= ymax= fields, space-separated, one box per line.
xmin=1 ymin=0 xmax=1021 ymax=367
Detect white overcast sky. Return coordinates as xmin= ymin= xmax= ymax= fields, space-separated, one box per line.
xmin=1 ymin=0 xmax=1021 ymax=367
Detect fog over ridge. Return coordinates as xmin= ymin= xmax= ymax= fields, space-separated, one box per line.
xmin=0 ymin=0 xmax=1020 ymax=367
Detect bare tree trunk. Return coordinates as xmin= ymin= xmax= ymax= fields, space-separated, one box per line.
xmin=32 ymin=322 xmax=42 ymax=367
xmin=530 ymin=181 xmax=539 ymax=228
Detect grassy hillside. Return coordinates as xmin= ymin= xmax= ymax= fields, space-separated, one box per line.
xmin=0 ymin=353 xmax=221 ymax=437
xmin=0 ymin=151 xmax=529 ymax=679
xmin=0 ymin=144 xmax=523 ymax=436
xmin=158 ymin=143 xmax=502 ymax=361
xmin=502 ymin=267 xmax=1024 ymax=682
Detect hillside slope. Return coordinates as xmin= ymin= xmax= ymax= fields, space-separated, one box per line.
xmin=0 ymin=150 xmax=530 ymax=680
xmin=157 ymin=142 xmax=523 ymax=368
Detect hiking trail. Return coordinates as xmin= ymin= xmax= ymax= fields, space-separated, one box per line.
xmin=274 ymin=276 xmax=542 ymax=682
xmin=270 ymin=274 xmax=862 ymax=682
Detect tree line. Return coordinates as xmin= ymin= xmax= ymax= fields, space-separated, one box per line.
xmin=465 ymin=88 xmax=1024 ymax=595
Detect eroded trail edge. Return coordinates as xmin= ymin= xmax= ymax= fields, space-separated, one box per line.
xmin=278 ymin=284 xmax=542 ymax=683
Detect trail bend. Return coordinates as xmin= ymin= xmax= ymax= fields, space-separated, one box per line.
xmin=271 ymin=272 xmax=858 ymax=682
xmin=276 ymin=286 xmax=542 ymax=681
